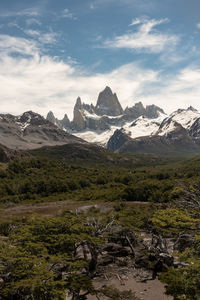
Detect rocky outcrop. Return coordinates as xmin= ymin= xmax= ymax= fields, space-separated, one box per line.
xmin=124 ymin=102 xmax=146 ymax=120
xmin=95 ymin=86 xmax=123 ymax=116
xmin=72 ymin=97 xmax=87 ymax=130
xmin=61 ymin=114 xmax=71 ymax=129
xmin=146 ymin=104 xmax=165 ymax=118
xmin=46 ymin=111 xmax=57 ymax=125
xmin=124 ymin=102 xmax=165 ymax=121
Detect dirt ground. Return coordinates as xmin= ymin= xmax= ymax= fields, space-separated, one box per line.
xmin=88 ymin=273 xmax=172 ymax=300
xmin=0 ymin=200 xmax=149 ymax=218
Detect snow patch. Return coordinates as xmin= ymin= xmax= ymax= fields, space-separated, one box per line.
xmin=157 ymin=120 xmax=177 ymax=136
xmin=123 ymin=113 xmax=166 ymax=139
xmin=71 ymin=126 xmax=120 ymax=147
xmin=170 ymin=109 xmax=200 ymax=129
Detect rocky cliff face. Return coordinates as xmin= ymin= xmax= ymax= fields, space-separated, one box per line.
xmin=95 ymin=86 xmax=124 ymax=116
xmin=124 ymin=102 xmax=146 ymax=120
xmin=72 ymin=91 xmax=125 ymax=131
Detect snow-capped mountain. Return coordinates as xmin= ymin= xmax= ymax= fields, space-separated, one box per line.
xmin=45 ymin=86 xmax=200 ymax=156
xmin=156 ymin=107 xmax=200 ymax=136
xmin=107 ymin=106 xmax=200 ymax=156
xmin=0 ymin=86 xmax=200 ymax=157
xmin=47 ymin=86 xmax=166 ymax=147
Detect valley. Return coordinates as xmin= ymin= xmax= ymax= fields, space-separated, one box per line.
xmin=0 ymin=88 xmax=200 ymax=299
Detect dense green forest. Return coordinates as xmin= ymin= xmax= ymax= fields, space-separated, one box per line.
xmin=1 ymin=150 xmax=200 ymax=299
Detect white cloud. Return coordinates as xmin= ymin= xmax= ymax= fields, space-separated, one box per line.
xmin=0 ymin=34 xmax=200 ymax=120
xmin=197 ymin=23 xmax=200 ymax=29
xmin=103 ymin=18 xmax=179 ymax=53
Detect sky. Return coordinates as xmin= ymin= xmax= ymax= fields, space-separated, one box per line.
xmin=1 ymin=0 xmax=200 ymax=119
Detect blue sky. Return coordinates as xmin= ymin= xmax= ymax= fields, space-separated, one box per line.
xmin=0 ymin=0 xmax=200 ymax=118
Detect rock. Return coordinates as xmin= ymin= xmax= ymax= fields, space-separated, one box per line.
xmin=61 ymin=114 xmax=71 ymax=129
xmin=145 ymin=104 xmax=165 ymax=118
xmin=124 ymin=102 xmax=146 ymax=120
xmin=46 ymin=111 xmax=57 ymax=125
xmin=95 ymin=86 xmax=123 ymax=116
xmin=72 ymin=97 xmax=87 ymax=130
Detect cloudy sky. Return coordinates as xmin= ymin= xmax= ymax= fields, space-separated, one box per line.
xmin=1 ymin=0 xmax=200 ymax=119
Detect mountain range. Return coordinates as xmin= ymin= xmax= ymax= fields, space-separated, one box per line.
xmin=46 ymin=86 xmax=200 ymax=156
xmin=0 ymin=86 xmax=200 ymax=158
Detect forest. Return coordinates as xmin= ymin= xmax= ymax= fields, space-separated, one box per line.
xmin=0 ymin=151 xmax=200 ymax=299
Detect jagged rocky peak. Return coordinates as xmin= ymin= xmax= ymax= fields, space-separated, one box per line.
xmin=95 ymin=86 xmax=124 ymax=116
xmin=124 ymin=102 xmax=146 ymax=119
xmin=73 ymin=97 xmax=86 ymax=130
xmin=187 ymin=106 xmax=198 ymax=112
xmin=145 ymin=104 xmax=165 ymax=118
xmin=46 ymin=111 xmax=56 ymax=124
xmin=75 ymin=97 xmax=82 ymax=109
xmin=62 ymin=114 xmax=71 ymax=128
xmin=124 ymin=102 xmax=165 ymax=120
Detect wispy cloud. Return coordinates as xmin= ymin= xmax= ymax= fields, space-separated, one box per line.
xmin=129 ymin=16 xmax=148 ymax=26
xmin=142 ymin=67 xmax=200 ymax=113
xmin=197 ymin=23 xmax=200 ymax=29
xmin=62 ymin=8 xmax=76 ymax=20
xmin=26 ymin=18 xmax=42 ymax=26
xmin=0 ymin=7 xmax=41 ymax=18
xmin=103 ymin=18 xmax=179 ymax=53
xmin=24 ymin=29 xmax=58 ymax=44
xmin=0 ymin=34 xmax=38 ymax=57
